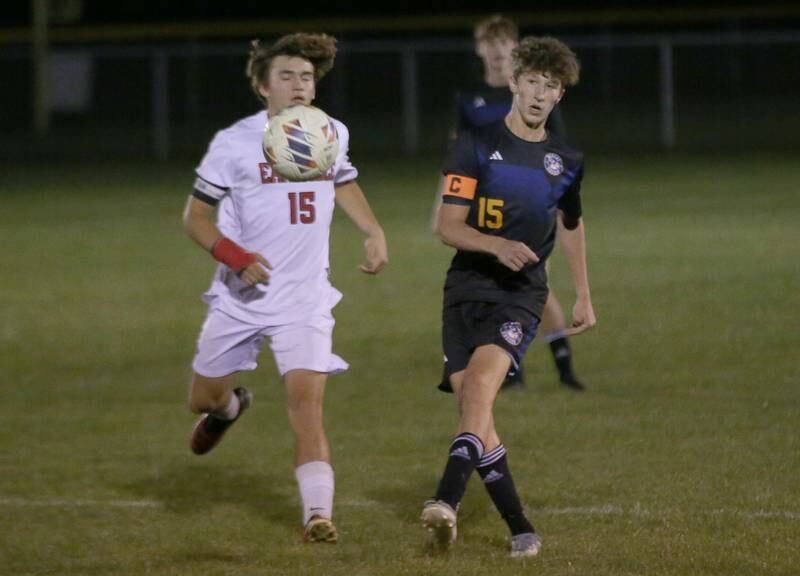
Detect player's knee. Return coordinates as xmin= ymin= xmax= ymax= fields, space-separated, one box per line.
xmin=285 ymin=380 xmax=324 ymax=415
xmin=459 ymin=376 xmax=495 ymax=412
xmin=462 ymin=371 xmax=496 ymax=395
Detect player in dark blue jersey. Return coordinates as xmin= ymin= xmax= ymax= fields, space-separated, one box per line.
xmin=455 ymin=16 xmax=566 ymax=139
xmin=454 ymin=15 xmax=583 ymax=392
xmin=421 ymin=36 xmax=596 ymax=558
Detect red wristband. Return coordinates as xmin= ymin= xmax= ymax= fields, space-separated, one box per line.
xmin=211 ymin=237 xmax=257 ymax=273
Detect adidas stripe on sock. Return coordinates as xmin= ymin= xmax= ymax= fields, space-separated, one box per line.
xmin=477 ymin=445 xmax=534 ymax=536
xmin=434 ymin=432 xmax=485 ymax=509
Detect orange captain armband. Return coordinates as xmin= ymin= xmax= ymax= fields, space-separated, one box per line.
xmin=442 ymin=174 xmax=478 ymax=201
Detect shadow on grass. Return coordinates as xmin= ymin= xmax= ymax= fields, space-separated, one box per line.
xmin=122 ymin=459 xmax=297 ymax=523
xmin=362 ymin=476 xmax=432 ymax=525
xmin=361 ymin=475 xmax=517 ymax=558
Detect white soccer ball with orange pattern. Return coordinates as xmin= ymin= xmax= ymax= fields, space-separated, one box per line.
xmin=263 ymin=105 xmax=339 ymax=181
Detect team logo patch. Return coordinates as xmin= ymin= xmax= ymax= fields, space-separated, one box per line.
xmin=500 ymin=322 xmax=523 ymax=346
xmin=544 ymin=152 xmax=564 ymax=176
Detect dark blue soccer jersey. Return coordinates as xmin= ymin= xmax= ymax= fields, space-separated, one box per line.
xmin=455 ymin=83 xmax=567 ymax=140
xmin=441 ymin=120 xmax=584 ymax=316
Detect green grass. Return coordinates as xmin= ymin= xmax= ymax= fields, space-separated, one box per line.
xmin=1 ymin=154 xmax=799 ymax=575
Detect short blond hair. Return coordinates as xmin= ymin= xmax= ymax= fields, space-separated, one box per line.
xmin=474 ymin=14 xmax=518 ymax=43
xmin=512 ymin=36 xmax=580 ymax=86
xmin=246 ymin=33 xmax=337 ymax=103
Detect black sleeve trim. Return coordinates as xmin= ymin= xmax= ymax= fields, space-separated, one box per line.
xmin=442 ymin=195 xmax=471 ymax=206
xmin=334 ymin=178 xmax=357 ymax=188
xmin=192 ymin=189 xmax=220 ymax=206
xmin=557 ymin=163 xmax=584 ymax=227
xmin=561 ymin=214 xmax=581 ymax=230
xmin=557 ymin=192 xmax=582 ymax=228
xmin=196 ymin=175 xmax=229 ymax=192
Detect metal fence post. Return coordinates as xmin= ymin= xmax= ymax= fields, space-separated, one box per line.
xmin=32 ymin=0 xmax=49 ymax=137
xmin=401 ymin=47 xmax=419 ymax=154
xmin=659 ymin=37 xmax=676 ymax=150
xmin=152 ymin=49 xmax=169 ymax=161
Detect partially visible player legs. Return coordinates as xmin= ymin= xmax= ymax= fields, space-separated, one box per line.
xmin=541 ymin=290 xmax=585 ymax=391
xmin=284 ymin=369 xmax=338 ymax=543
xmin=452 ymin=373 xmax=540 ymax=557
xmin=188 ymin=372 xmax=252 ymax=455
xmin=500 ymin=364 xmax=526 ymax=391
xmin=423 ymin=345 xmax=510 ymax=548
xmin=476 ymin=440 xmax=541 ymax=557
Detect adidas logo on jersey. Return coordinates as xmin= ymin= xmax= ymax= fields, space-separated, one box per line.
xmin=450 ymin=446 xmax=471 ymax=460
xmin=483 ymin=469 xmax=505 ymax=483
xmin=489 ymin=150 xmax=503 ymax=161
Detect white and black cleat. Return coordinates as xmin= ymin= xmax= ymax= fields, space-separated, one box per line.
xmin=421 ymin=499 xmax=457 ymax=548
xmin=510 ymin=532 xmax=542 ymax=558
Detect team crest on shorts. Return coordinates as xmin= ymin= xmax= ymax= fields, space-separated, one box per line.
xmin=544 ymin=153 xmax=564 ymax=176
xmin=500 ymin=322 xmax=523 ymax=346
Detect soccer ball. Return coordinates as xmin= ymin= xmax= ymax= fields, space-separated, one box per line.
xmin=263 ymin=105 xmax=339 ymax=181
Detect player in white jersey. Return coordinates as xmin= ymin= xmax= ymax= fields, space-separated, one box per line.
xmin=182 ymin=33 xmax=388 ymax=543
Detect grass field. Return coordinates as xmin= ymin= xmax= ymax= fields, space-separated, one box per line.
xmin=1 ymin=154 xmax=799 ymax=575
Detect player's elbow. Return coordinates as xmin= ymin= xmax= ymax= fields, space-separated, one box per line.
xmin=437 ymin=224 xmax=459 ymax=248
xmin=182 ymin=198 xmax=208 ymax=237
xmin=435 ymin=220 xmax=449 ymax=243
xmin=182 ymin=207 xmax=197 ymax=237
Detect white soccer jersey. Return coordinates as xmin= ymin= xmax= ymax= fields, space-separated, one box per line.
xmin=194 ymin=110 xmax=358 ymax=325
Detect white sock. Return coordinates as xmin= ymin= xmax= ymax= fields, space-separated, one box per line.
xmin=214 ymin=391 xmax=240 ymax=421
xmin=295 ymin=461 xmax=335 ymax=525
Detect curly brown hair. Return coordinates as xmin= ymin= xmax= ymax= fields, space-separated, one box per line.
xmin=512 ymin=36 xmax=580 ymax=87
xmin=246 ymin=33 xmax=337 ymax=103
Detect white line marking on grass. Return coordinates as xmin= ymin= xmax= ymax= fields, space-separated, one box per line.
xmin=337 ymin=497 xmax=383 ymax=508
xmin=529 ymin=505 xmax=800 ymax=521
xmin=531 ymin=505 xmax=624 ymax=516
xmin=0 ymin=498 xmax=163 ymax=509
xmin=1 ymin=498 xmax=798 ymax=521
xmin=710 ymin=508 xmax=800 ymax=520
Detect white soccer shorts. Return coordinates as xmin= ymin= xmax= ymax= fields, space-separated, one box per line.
xmin=192 ymin=307 xmax=349 ymax=378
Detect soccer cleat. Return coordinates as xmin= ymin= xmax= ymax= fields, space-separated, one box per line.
xmin=510 ymin=532 xmax=542 ymax=558
xmin=190 ymin=387 xmax=252 ymax=455
xmin=500 ymin=367 xmax=525 ymax=392
xmin=560 ymin=373 xmax=585 ymax=392
xmin=304 ymin=515 xmax=338 ymax=543
xmin=421 ymin=499 xmax=457 ymax=547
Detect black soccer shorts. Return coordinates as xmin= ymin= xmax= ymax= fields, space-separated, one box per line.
xmin=438 ymin=301 xmax=540 ymax=393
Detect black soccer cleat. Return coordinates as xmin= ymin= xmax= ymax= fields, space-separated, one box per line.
xmin=560 ymin=373 xmax=585 ymax=392
xmin=190 ymin=387 xmax=252 ymax=455
xmin=500 ymin=367 xmax=525 ymax=392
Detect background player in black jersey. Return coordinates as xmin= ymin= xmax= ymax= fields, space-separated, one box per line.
xmin=421 ymin=36 xmax=596 ymax=557
xmin=448 ymin=15 xmax=585 ymax=392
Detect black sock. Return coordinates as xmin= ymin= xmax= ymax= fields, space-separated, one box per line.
xmin=477 ymin=445 xmax=535 ymax=535
xmin=434 ymin=433 xmax=484 ymax=509
xmin=549 ymin=336 xmax=574 ymax=380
